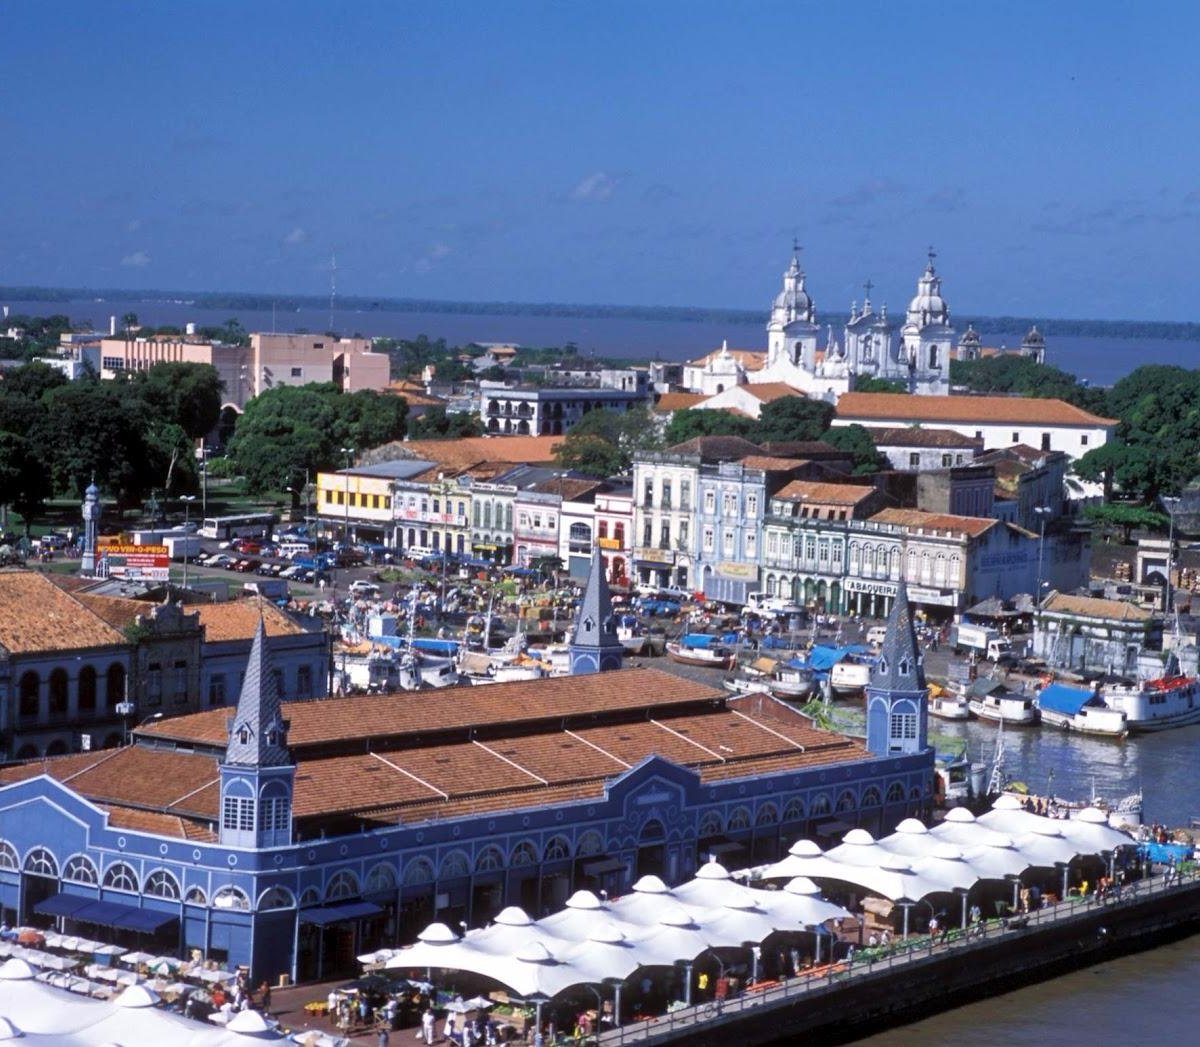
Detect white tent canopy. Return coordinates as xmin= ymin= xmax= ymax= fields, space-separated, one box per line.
xmin=0 ymin=958 xmax=110 ymax=1036
xmin=538 ymin=891 xmax=623 ymax=943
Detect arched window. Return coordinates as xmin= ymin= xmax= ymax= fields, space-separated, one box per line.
xmin=862 ymin=787 xmax=882 ymax=808
xmin=575 ymin=831 xmax=603 ymax=857
xmin=258 ymin=782 xmax=290 ymax=833
xmin=184 ymin=886 xmax=208 ymax=907
xmin=697 ymin=810 xmax=723 ymax=838
xmin=755 ymin=803 xmax=779 ymax=826
xmin=403 ymin=858 xmax=436 ymax=886
xmin=212 ymin=885 xmax=250 ymax=911
xmin=509 ymin=841 xmax=538 ymax=868
xmin=727 ymin=806 xmax=752 ymax=831
xmin=783 ymin=797 xmax=806 ymax=823
xmin=836 ymin=790 xmax=857 ymax=813
xmin=543 ymin=836 xmax=572 ymax=862
xmin=144 ymin=869 xmax=181 ymax=899
xmin=438 ymin=852 xmax=470 ymax=880
xmin=105 ymin=664 xmax=126 ymax=709
xmin=906 ymin=549 xmax=917 ymax=581
xmin=103 ymin=862 xmax=139 ymax=893
xmin=257 ymin=886 xmax=296 ymax=911
xmin=810 ymin=794 xmax=832 ymax=817
xmin=64 ymin=854 xmax=99 ymax=885
xmin=298 ymin=886 xmax=321 ymax=908
xmin=48 ymin=669 xmax=68 ymax=716
xmin=0 ymin=841 xmax=16 ymax=870
xmin=78 ymin=666 xmax=98 ymax=712
xmin=886 ymin=782 xmax=905 ymax=803
xmin=569 ymin=522 xmax=590 ymax=545
xmin=24 ymin=848 xmax=58 ymax=878
xmin=474 ymin=846 xmax=505 ymax=873
xmin=325 ymin=870 xmax=359 ymax=901
xmin=18 ymin=672 xmax=38 ymax=718
xmin=365 ymin=863 xmax=397 ymax=895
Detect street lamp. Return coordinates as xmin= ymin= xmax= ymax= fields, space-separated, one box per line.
xmin=180 ymin=495 xmax=196 ymax=591
xmin=339 ymin=447 xmax=355 ymax=587
xmin=1032 ymin=505 xmax=1052 ymax=651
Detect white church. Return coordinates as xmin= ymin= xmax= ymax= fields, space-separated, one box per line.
xmin=747 ymin=246 xmax=955 ymax=400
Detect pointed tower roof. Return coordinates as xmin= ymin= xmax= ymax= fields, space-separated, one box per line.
xmin=572 ymin=549 xmax=616 ymax=647
xmin=869 ymin=583 xmax=926 ymax=693
xmin=225 ymin=614 xmax=291 ymax=767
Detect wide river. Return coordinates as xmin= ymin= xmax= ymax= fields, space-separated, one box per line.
xmin=9 ymin=297 xmax=1200 ymax=387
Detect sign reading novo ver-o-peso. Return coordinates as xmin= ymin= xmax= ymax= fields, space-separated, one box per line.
xmin=101 ymin=544 xmax=170 ymax=581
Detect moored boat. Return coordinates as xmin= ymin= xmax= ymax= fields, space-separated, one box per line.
xmin=666 ymin=633 xmax=737 ymax=669
xmin=967 ymin=680 xmax=1040 ymax=726
xmin=1036 ymin=682 xmax=1127 ymax=737
xmin=927 ymin=685 xmax=972 ymax=721
xmin=616 ymin=614 xmax=647 ymax=655
xmin=771 ymin=658 xmax=818 ymax=701
xmin=1099 ymin=672 xmax=1200 ymax=733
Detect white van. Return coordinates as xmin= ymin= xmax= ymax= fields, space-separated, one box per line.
xmin=278 ymin=541 xmax=312 ymax=559
xmin=747 ymin=592 xmax=802 ymax=615
xmin=866 ymin=625 xmax=888 ymax=647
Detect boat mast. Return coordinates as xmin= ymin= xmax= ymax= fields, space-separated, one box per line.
xmin=986 ymin=718 xmax=1008 ymax=797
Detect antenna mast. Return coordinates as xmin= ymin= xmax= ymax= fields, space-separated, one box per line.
xmin=329 ymin=252 xmax=337 ymax=333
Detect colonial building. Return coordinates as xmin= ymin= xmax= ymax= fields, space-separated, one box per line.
xmin=680 ymin=343 xmax=765 ymax=396
xmin=1032 ymin=593 xmax=1158 ymax=675
xmin=479 ymin=383 xmax=647 ymax=436
xmin=866 ymin=427 xmax=984 ymax=472
xmin=316 ymin=460 xmax=433 ymax=549
xmin=833 ymin=392 xmax=1117 ymax=459
xmin=593 ymin=486 xmax=634 ymax=587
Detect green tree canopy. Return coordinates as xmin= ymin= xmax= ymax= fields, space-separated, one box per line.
xmin=822 ymin=424 xmax=888 ymax=475
xmin=1082 ymin=502 xmax=1168 ymax=544
xmin=552 ymin=406 xmax=661 ymax=477
xmin=853 ymin=376 xmax=907 ymax=394
xmin=128 ymin=362 xmax=224 ymax=440
xmin=755 ymin=396 xmax=835 ymax=443
xmin=663 ymin=408 xmax=756 ymax=445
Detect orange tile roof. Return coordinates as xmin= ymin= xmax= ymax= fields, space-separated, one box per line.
xmin=864 ymin=426 xmax=984 ymax=449
xmin=776 ymin=480 xmax=876 ymax=505
xmin=73 ymin=594 xmax=154 ymax=631
xmin=192 ymin=600 xmax=311 ymax=642
xmin=387 ymin=381 xmax=446 ymax=407
xmin=0 ymin=571 xmax=126 ymax=653
xmin=869 ymin=507 xmax=999 ymax=539
xmin=400 ymin=436 xmax=561 ymax=469
xmin=836 ymin=392 xmax=1118 ymax=427
xmin=654 ymin=392 xmax=707 ymax=413
xmin=1043 ymin=592 xmax=1152 ymax=622
xmin=736 ymin=456 xmax=809 ymax=473
xmin=137 ymin=667 xmax=720 ymax=750
xmin=743 ymin=383 xmax=805 ymax=403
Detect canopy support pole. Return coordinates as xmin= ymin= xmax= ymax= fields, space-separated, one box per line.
xmin=901 ymin=902 xmax=910 ymax=939
xmin=684 ymin=961 xmax=694 ymax=1005
xmin=614 ymin=982 xmax=622 ymax=1025
xmin=960 ymin=890 xmax=968 ymax=930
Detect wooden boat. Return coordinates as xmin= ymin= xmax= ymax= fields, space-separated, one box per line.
xmin=1100 ymin=673 xmax=1200 ymax=733
xmin=771 ymin=659 xmax=818 ymax=701
xmin=967 ymin=680 xmax=1040 ymax=726
xmin=927 ymin=685 xmax=972 ymax=721
xmin=616 ymin=614 xmax=646 ymax=655
xmin=1036 ymin=682 xmax=1127 ymax=737
xmin=667 ymin=633 xmax=736 ymax=670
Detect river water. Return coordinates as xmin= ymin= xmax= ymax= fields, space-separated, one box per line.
xmin=8 ymin=297 xmax=1200 ymax=387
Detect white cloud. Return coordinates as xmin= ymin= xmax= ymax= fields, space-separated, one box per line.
xmin=570 ymin=171 xmax=618 ymax=202
xmin=283 ymin=226 xmax=307 ymax=246
xmin=120 ymin=250 xmax=151 ymax=268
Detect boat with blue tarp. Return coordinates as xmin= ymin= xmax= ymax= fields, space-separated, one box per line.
xmin=666 ymin=632 xmax=737 ymax=669
xmin=1037 ymin=681 xmax=1128 ymax=737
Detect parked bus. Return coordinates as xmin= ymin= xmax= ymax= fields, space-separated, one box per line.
xmin=198 ymin=513 xmax=277 ymax=541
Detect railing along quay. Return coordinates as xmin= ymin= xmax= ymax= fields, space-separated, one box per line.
xmin=597 ymin=867 xmax=1199 ymax=1046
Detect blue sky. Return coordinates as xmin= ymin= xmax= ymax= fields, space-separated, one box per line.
xmin=2 ymin=1 xmax=1196 ymax=320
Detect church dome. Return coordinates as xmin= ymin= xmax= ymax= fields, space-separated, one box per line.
xmin=959 ymin=324 xmax=981 ymax=347
xmin=906 ymin=257 xmax=950 ymax=327
xmin=771 ymin=252 xmax=815 ymax=324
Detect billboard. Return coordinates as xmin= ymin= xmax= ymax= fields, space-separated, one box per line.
xmin=101 ymin=544 xmax=170 ymax=582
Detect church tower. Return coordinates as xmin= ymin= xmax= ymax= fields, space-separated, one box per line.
xmin=864 ymin=584 xmax=929 ymax=757
xmin=766 ymin=244 xmax=819 ymax=374
xmin=218 ymin=615 xmax=294 ymax=848
xmin=568 ymin=550 xmax=624 ymax=675
xmin=901 ymin=249 xmax=954 ymax=396
xmin=80 ymin=480 xmax=100 ymax=576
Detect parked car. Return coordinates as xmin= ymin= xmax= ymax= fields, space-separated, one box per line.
xmin=349 ymin=580 xmax=382 ymax=598
xmin=235 ymin=558 xmax=261 ymax=573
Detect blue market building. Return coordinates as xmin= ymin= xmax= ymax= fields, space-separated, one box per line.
xmin=0 ymin=568 xmax=935 ymax=985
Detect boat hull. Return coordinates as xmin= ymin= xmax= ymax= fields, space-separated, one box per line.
xmin=666 ymin=644 xmax=736 ymax=670
xmin=968 ymin=699 xmax=1039 ymax=726
xmin=1101 ymin=676 xmax=1200 ymax=733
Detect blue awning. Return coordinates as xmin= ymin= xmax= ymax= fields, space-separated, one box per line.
xmin=37 ymin=895 xmax=178 ymax=934
xmin=300 ymin=900 xmax=383 ymax=926
xmin=35 ymin=893 xmax=95 ymax=919
xmin=1038 ymin=683 xmax=1095 ymax=716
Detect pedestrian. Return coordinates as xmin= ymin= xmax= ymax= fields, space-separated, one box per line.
xmin=258 ymin=981 xmax=271 ymax=1016
xmin=377 ymin=1029 xmax=389 ymax=1047
xmin=421 ymin=1007 xmax=436 ymax=1045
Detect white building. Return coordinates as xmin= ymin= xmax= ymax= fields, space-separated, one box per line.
xmin=681 ymin=343 xmax=765 ymax=396
xmin=833 ymin=392 xmax=1116 ymax=459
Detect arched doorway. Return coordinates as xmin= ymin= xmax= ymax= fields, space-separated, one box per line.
xmin=636 ymin=819 xmax=666 ymax=880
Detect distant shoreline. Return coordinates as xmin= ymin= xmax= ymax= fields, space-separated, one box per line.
xmin=2 ymin=285 xmax=1196 ymax=343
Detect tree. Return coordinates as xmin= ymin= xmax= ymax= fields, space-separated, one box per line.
xmin=121 ymin=312 xmax=139 ymax=333
xmin=130 ymin=362 xmax=224 ymax=439
xmin=336 ymin=389 xmax=409 ymax=449
xmin=755 ymin=396 xmax=835 ymax=443
xmin=822 ymin=424 xmax=888 ymax=475
xmin=1082 ymin=503 xmax=1168 ymax=544
xmin=407 ymin=407 xmax=485 ymax=440
xmin=227 ymin=385 xmax=341 ymax=494
xmin=0 ymin=431 xmax=51 ymax=524
xmin=0 ymin=361 xmax=68 ymax=402
xmin=552 ymin=407 xmax=661 ymax=477
xmin=663 ymin=408 xmax=755 ymax=445
xmin=853 ymin=376 xmax=907 ymax=394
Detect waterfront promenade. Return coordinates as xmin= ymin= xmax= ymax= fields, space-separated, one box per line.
xmin=597 ymin=866 xmax=1200 ymax=1046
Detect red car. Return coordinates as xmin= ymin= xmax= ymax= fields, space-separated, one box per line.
xmin=231 ymin=539 xmax=262 ymax=555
